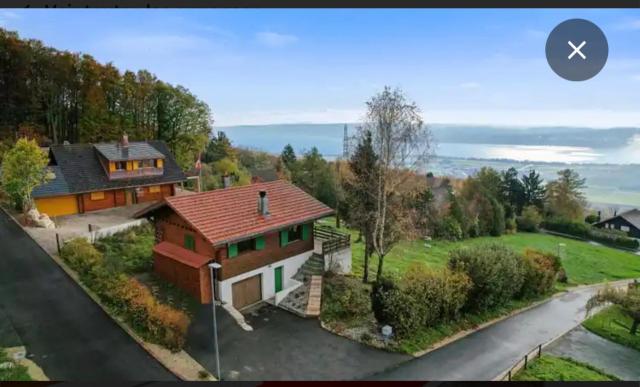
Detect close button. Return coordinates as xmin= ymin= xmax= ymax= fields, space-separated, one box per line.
xmin=545 ymin=18 xmax=608 ymax=82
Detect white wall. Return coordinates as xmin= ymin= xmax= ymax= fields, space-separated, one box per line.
xmin=218 ymin=250 xmax=313 ymax=305
xmin=324 ymin=247 xmax=352 ymax=274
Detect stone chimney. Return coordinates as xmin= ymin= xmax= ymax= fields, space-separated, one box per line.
xmin=121 ymin=133 xmax=129 ymax=148
xmin=257 ymin=191 xmax=269 ymax=216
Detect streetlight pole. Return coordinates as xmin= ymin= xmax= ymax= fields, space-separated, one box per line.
xmin=208 ymin=262 xmax=222 ymax=380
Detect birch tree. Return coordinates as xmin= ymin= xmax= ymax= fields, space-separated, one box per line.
xmin=363 ymin=87 xmax=433 ymax=280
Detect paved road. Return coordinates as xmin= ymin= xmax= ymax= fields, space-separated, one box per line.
xmin=186 ymin=303 xmax=410 ymax=380
xmin=547 ymin=326 xmax=640 ymax=380
xmin=368 ymin=285 xmax=616 ymax=380
xmin=0 ymin=210 xmax=176 ymax=380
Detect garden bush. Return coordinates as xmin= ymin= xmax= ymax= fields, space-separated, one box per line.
xmin=59 ymin=237 xmax=190 ymax=351
xmin=517 ymin=205 xmax=543 ymax=232
xmin=372 ymin=283 xmax=423 ymax=338
xmin=322 ymin=275 xmax=371 ymax=323
xmin=371 ymin=276 xmax=399 ymax=324
xmin=95 ymin=223 xmax=155 ymax=273
xmin=448 ymin=243 xmax=525 ymax=312
xmin=519 ymin=249 xmax=562 ymax=299
xmin=542 ymin=218 xmax=590 ymax=238
xmin=433 ymin=216 xmax=463 ymax=241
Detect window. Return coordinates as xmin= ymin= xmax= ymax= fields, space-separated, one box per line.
xmin=287 ymin=225 xmax=303 ymax=243
xmin=621 ymin=225 xmax=630 ymax=232
xmin=90 ymin=191 xmax=105 ymax=201
xmin=184 ymin=234 xmax=195 ymax=251
xmin=155 ymin=159 xmax=164 ymax=168
xmin=237 ymin=239 xmax=255 ymax=254
xmin=115 ymin=161 xmax=126 ymax=170
xmin=142 ymin=159 xmax=154 ymax=168
xmin=149 ymin=186 xmax=161 ymax=193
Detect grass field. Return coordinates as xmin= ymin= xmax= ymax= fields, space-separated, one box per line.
xmin=513 ymin=355 xmax=619 ymax=381
xmin=583 ymin=306 xmax=640 ymax=352
xmin=318 ymin=218 xmax=640 ymax=285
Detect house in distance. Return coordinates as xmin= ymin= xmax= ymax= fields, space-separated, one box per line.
xmin=594 ymin=208 xmax=640 ymax=239
xmin=32 ymin=134 xmax=186 ymax=217
xmin=135 ymin=179 xmax=352 ymax=310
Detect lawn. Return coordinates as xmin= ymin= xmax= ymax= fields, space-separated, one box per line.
xmin=513 ymin=355 xmax=619 ymax=381
xmin=583 ymin=306 xmax=640 ymax=352
xmin=0 ymin=349 xmax=31 ymax=381
xmin=318 ymin=218 xmax=640 ymax=285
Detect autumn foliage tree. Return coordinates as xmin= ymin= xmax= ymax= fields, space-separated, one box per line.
xmin=1 ymin=138 xmax=51 ymax=212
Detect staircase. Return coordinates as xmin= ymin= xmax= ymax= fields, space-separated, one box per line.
xmin=278 ymin=253 xmax=325 ymax=317
xmin=294 ymin=253 xmax=324 ymax=282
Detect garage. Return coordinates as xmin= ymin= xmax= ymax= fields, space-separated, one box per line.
xmin=232 ymin=274 xmax=262 ymax=310
xmin=34 ymin=195 xmax=79 ymax=217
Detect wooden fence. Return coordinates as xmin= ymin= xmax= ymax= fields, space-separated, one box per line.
xmin=314 ymin=224 xmax=350 ymax=256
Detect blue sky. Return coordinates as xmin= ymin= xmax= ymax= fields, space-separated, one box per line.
xmin=1 ymin=9 xmax=639 ymax=127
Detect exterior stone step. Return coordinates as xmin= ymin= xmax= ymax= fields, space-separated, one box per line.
xmin=305 ymin=275 xmax=322 ymax=317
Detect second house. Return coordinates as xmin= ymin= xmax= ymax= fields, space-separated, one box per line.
xmin=135 ymin=179 xmax=337 ymax=310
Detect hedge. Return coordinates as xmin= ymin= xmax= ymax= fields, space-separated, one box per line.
xmin=60 ymin=238 xmax=190 ymax=351
xmin=543 ymin=218 xmax=639 ymax=250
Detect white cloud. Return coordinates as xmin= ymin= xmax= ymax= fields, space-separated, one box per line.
xmin=459 ymin=82 xmax=481 ymax=89
xmin=255 ymin=31 xmax=299 ymax=48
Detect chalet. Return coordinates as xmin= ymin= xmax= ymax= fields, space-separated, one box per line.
xmin=135 ymin=180 xmax=349 ymax=310
xmin=32 ymin=134 xmax=186 ymax=217
xmin=594 ymin=209 xmax=640 ymax=239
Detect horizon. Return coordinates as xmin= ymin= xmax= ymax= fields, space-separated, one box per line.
xmin=1 ymin=9 xmax=640 ymax=128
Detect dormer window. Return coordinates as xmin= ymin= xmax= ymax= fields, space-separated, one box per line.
xmin=142 ymin=159 xmax=154 ymax=168
xmin=115 ymin=161 xmax=126 ymax=170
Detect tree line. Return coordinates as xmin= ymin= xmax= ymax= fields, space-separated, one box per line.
xmin=0 ymin=28 xmax=211 ymax=169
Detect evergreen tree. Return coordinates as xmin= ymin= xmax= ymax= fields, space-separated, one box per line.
xmin=203 ymin=131 xmax=235 ymax=164
xmin=522 ymin=169 xmax=546 ymax=209
xmin=280 ymin=144 xmax=297 ymax=170
xmin=501 ymin=167 xmax=525 ymax=215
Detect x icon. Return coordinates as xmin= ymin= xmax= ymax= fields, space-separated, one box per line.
xmin=568 ymin=40 xmax=587 ymax=60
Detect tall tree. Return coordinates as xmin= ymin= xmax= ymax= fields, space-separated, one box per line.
xmin=280 ymin=144 xmax=297 ymax=170
xmin=522 ymin=169 xmax=546 ymax=210
xmin=345 ymin=130 xmax=378 ymax=283
xmin=293 ymin=147 xmax=338 ymax=207
xmin=501 ymin=167 xmax=525 ymax=215
xmin=204 ymin=131 xmax=236 ymax=164
xmin=363 ymin=86 xmax=433 ymax=280
xmin=545 ymin=168 xmax=587 ymax=221
xmin=1 ymin=138 xmax=51 ymax=212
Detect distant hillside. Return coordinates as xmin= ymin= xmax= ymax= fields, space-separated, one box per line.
xmin=219 ymin=123 xmax=640 ymax=156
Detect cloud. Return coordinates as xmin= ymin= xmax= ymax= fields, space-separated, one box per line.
xmin=459 ymin=82 xmax=481 ymax=89
xmin=255 ymin=31 xmax=299 ymax=47
xmin=0 ymin=10 xmax=20 ymax=26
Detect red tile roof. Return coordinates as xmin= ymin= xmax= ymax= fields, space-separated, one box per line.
xmin=153 ymin=241 xmax=211 ymax=268
xmin=140 ymin=180 xmax=334 ymax=246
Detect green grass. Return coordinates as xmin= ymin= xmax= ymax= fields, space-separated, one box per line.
xmin=513 ymin=355 xmax=619 ymax=381
xmin=95 ymin=223 xmax=155 ymax=274
xmin=583 ymin=306 xmax=640 ymax=352
xmin=0 ymin=349 xmax=31 ymax=381
xmin=319 ymin=218 xmax=640 ymax=285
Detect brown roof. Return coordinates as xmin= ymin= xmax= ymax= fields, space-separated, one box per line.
xmin=153 ymin=241 xmax=211 ymax=268
xmin=138 ymin=180 xmax=334 ymax=246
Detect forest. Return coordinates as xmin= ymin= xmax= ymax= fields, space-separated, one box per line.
xmin=0 ymin=28 xmax=211 ymax=169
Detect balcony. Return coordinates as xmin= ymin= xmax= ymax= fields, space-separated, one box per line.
xmin=109 ymin=167 xmax=164 ymax=180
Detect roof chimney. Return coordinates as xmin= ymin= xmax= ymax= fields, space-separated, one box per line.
xmin=121 ymin=133 xmax=129 ymax=148
xmin=258 ymin=190 xmax=269 ymax=216
xmin=222 ymin=174 xmax=232 ymax=188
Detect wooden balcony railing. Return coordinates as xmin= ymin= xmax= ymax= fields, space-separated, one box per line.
xmin=314 ymin=224 xmax=351 ymax=256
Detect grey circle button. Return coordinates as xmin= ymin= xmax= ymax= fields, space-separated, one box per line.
xmin=545 ymin=19 xmax=608 ymax=81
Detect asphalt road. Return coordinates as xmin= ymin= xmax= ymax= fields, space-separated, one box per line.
xmin=0 ymin=209 xmax=176 ymax=380
xmin=547 ymin=326 xmax=640 ymax=380
xmin=368 ymin=285 xmax=614 ymax=380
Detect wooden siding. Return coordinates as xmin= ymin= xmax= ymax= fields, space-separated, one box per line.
xmin=156 ymin=211 xmax=215 ymax=258
xmin=215 ymin=224 xmax=314 ymax=280
xmin=154 ymin=251 xmax=211 ymax=303
xmin=80 ymin=190 xmax=116 ymax=212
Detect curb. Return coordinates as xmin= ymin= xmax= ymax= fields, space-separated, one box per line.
xmin=0 ymin=206 xmax=214 ymax=382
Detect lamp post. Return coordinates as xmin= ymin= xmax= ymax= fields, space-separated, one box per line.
xmin=208 ymin=262 xmax=222 ymax=380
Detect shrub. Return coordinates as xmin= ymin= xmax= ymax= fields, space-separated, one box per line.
xmin=95 ymin=223 xmax=155 ymax=273
xmin=448 ymin=243 xmax=525 ymax=312
xmin=403 ymin=265 xmax=471 ymax=325
xmin=373 ymin=284 xmax=423 ymax=338
xmin=505 ymin=216 xmax=517 ymax=234
xmin=542 ymin=218 xmax=590 ymax=238
xmin=543 ymin=218 xmax=639 ymax=250
xmin=489 ymin=199 xmax=506 ymax=236
xmin=433 ymin=216 xmax=463 ymax=241
xmin=585 ymin=214 xmax=600 ymax=224
xmin=519 ymin=249 xmax=562 ymax=299
xmin=517 ymin=205 xmax=543 ymax=232
xmin=322 ymin=275 xmax=371 ymax=323
xmin=60 ymin=238 xmax=104 ymax=280
xmin=371 ymin=276 xmax=398 ymax=324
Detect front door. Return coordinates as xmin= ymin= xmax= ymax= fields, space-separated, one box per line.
xmin=125 ymin=189 xmax=134 ymax=205
xmin=274 ymin=266 xmax=283 ymax=292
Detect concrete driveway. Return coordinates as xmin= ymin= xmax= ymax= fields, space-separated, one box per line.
xmin=0 ymin=209 xmax=176 ymax=380
xmin=185 ymin=303 xmax=410 ymax=380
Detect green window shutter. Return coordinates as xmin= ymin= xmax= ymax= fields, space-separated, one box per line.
xmin=255 ymin=236 xmax=265 ymax=250
xmin=280 ymin=230 xmax=289 ymax=247
xmin=184 ymin=234 xmax=195 ymax=251
xmin=228 ymin=243 xmax=238 ymax=258
xmin=302 ymin=224 xmax=311 ymax=241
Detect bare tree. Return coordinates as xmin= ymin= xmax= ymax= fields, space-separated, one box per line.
xmin=362 ymin=86 xmax=433 ymax=280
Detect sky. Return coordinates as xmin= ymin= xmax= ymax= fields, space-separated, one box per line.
xmin=1 ymin=9 xmax=639 ymax=128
